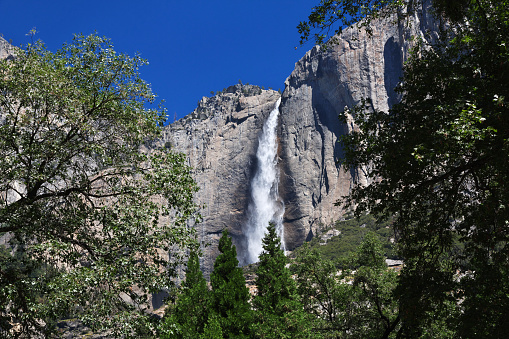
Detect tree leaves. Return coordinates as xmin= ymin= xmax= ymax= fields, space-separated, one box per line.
xmin=0 ymin=34 xmax=199 ymax=337
xmin=337 ymin=0 xmax=509 ymax=335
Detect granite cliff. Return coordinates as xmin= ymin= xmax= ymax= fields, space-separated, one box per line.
xmin=158 ymin=84 xmax=281 ymax=275
xmin=163 ymin=1 xmax=441 ymax=275
xmin=0 ymin=0 xmax=440 ymax=276
xmin=0 ymin=37 xmax=15 ymax=60
xmin=278 ymin=0 xmax=440 ymax=246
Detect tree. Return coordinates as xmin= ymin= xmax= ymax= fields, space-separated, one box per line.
xmin=252 ymin=222 xmax=313 ymax=339
xmin=161 ymin=248 xmax=210 ymax=339
xmin=301 ymin=0 xmax=509 ymax=335
xmin=0 ymin=34 xmax=199 ymax=337
xmin=200 ymin=314 xmax=224 ymax=339
xmin=351 ymin=232 xmax=400 ymax=338
xmin=297 ymin=0 xmax=470 ymax=47
xmin=295 ymin=244 xmax=356 ymax=337
xmin=295 ymin=232 xmax=401 ymax=338
xmin=209 ymin=229 xmax=252 ymax=338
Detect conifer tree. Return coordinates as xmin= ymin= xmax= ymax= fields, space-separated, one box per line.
xmin=210 ymin=229 xmax=252 ymax=338
xmin=252 ymin=223 xmax=313 ymax=338
xmin=200 ymin=314 xmax=224 ymax=339
xmin=164 ymin=248 xmax=210 ymax=338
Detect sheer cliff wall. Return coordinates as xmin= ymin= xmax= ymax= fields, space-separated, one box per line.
xmin=155 ymin=2 xmax=441 ymax=275
xmin=278 ymin=1 xmax=440 ymax=246
xmin=159 ymin=85 xmax=281 ymax=275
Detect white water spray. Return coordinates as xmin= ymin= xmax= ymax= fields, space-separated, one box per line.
xmin=243 ymin=98 xmax=285 ymax=265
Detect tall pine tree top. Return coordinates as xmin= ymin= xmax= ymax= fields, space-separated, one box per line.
xmin=253 ymin=223 xmax=313 ymax=338
xmin=254 ymin=222 xmax=295 ymax=313
xmin=210 ymin=229 xmax=252 ymax=337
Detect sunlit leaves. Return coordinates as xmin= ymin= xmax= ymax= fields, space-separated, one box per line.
xmin=0 ymin=34 xmax=199 ymax=337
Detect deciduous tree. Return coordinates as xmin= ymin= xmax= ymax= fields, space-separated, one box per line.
xmin=295 ymin=232 xmax=401 ymax=338
xmin=302 ymin=0 xmax=509 ymax=335
xmin=0 ymin=34 xmax=199 ymax=337
xmin=297 ymin=0 xmax=470 ymax=47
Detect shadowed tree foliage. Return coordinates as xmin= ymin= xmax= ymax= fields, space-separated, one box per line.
xmin=210 ymin=229 xmax=252 ymax=338
xmin=252 ymin=223 xmax=313 ymax=338
xmin=305 ymin=0 xmax=509 ymax=336
xmin=297 ymin=0 xmax=470 ymax=47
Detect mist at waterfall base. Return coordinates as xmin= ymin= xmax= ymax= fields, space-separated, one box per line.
xmin=242 ymin=98 xmax=285 ymax=265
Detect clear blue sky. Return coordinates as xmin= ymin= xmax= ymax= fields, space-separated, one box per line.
xmin=0 ymin=0 xmax=316 ymax=121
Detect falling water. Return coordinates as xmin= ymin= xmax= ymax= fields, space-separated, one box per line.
xmin=243 ymin=98 xmax=285 ymax=265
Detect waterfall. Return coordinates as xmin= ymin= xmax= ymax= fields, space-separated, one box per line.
xmin=243 ymin=98 xmax=285 ymax=265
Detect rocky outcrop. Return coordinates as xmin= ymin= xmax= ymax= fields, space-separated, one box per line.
xmin=158 ymin=2 xmax=442 ymax=275
xmin=0 ymin=36 xmax=16 ymax=60
xmin=159 ymin=85 xmax=280 ymax=276
xmin=278 ymin=0 xmax=441 ymax=247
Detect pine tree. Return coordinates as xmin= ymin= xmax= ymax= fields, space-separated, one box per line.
xmin=169 ymin=249 xmax=211 ymax=338
xmin=210 ymin=229 xmax=252 ymax=337
xmin=252 ymin=223 xmax=313 ymax=338
xmin=199 ymin=314 xmax=224 ymax=339
xmin=161 ymin=249 xmax=210 ymax=338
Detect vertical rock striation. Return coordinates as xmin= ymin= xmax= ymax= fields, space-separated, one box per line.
xmin=0 ymin=37 xmax=16 ymax=60
xmin=278 ymin=0 xmax=441 ymax=249
xmin=160 ymin=85 xmax=280 ymax=276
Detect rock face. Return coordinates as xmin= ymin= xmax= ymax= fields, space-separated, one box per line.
xmin=161 ymin=2 xmax=442 ymax=275
xmin=160 ymin=85 xmax=280 ymax=276
xmin=278 ymin=0 xmax=441 ymax=247
xmin=0 ymin=36 xmax=16 ymax=60
xmin=0 ymin=4 xmax=441 ymax=276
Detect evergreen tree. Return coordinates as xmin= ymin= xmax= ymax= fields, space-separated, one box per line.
xmin=252 ymin=223 xmax=313 ymax=338
xmin=210 ymin=229 xmax=252 ymax=338
xmin=200 ymin=314 xmax=224 ymax=339
xmin=162 ymin=249 xmax=211 ymax=338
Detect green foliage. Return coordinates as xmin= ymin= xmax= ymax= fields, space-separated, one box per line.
xmin=297 ymin=0 xmax=470 ymax=47
xmin=351 ymin=233 xmax=400 ymax=338
xmin=210 ymin=229 xmax=252 ymax=338
xmin=294 ymin=243 xmax=356 ymax=337
xmin=294 ymin=232 xmax=400 ymax=338
xmin=252 ymin=223 xmax=313 ymax=338
xmin=254 ymin=223 xmax=295 ymax=311
xmin=297 ymin=0 xmax=406 ymax=46
xmin=295 ymin=213 xmax=396 ymax=264
xmin=200 ymin=313 xmax=224 ymax=339
xmin=0 ymin=34 xmax=199 ymax=337
xmin=162 ymin=249 xmax=211 ymax=339
xmin=335 ymin=0 xmax=509 ymax=335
